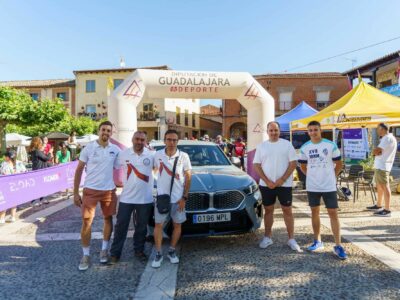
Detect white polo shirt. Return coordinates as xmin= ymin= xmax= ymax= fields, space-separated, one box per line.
xmin=119 ymin=147 xmax=155 ymax=204
xmin=79 ymin=141 xmax=121 ymax=191
xmin=374 ymin=133 xmax=397 ymax=172
xmin=253 ymin=138 xmax=297 ymax=187
xmin=154 ymin=149 xmax=192 ymax=203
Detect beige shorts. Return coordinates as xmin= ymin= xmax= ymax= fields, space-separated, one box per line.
xmin=374 ymin=169 xmax=390 ymax=185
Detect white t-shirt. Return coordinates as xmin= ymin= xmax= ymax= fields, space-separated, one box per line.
xmin=298 ymin=139 xmax=341 ymax=192
xmin=253 ymin=138 xmax=297 ymax=187
xmin=79 ymin=141 xmax=121 ymax=191
xmin=154 ymin=149 xmax=192 ymax=203
xmin=374 ymin=133 xmax=397 ymax=172
xmin=119 ymin=147 xmax=155 ymax=204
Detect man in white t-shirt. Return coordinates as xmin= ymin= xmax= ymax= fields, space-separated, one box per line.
xmin=152 ymin=130 xmax=192 ymax=268
xmin=299 ymin=121 xmax=347 ymax=260
xmin=368 ymin=123 xmax=397 ymax=217
xmin=109 ymin=131 xmax=155 ymax=263
xmin=73 ymin=121 xmax=121 ymax=271
xmin=253 ymin=121 xmax=301 ymax=252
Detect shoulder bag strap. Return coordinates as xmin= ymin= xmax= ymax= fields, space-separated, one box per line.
xmin=169 ymin=155 xmax=179 ymax=196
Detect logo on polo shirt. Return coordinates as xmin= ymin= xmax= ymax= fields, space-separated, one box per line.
xmin=143 ymin=158 xmax=151 ymax=166
xmin=323 ymin=148 xmax=328 ymax=156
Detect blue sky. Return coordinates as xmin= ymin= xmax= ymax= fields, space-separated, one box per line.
xmin=1 ymin=0 xmax=400 ymax=106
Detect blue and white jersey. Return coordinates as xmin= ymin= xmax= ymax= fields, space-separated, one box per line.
xmin=298 ymin=139 xmax=341 ymax=192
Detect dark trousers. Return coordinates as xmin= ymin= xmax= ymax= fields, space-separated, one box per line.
xmin=110 ymin=202 xmax=153 ymax=257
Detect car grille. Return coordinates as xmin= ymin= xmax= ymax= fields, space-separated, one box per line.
xmin=186 ymin=193 xmax=209 ymax=211
xmin=214 ymin=191 xmax=244 ymax=209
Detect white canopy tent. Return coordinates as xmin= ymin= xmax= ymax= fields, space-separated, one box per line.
xmin=6 ymin=133 xmax=31 ymax=147
xmin=76 ymin=134 xmax=99 ymax=146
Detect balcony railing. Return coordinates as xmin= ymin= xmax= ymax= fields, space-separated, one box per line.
xmin=138 ymin=111 xmax=160 ymax=121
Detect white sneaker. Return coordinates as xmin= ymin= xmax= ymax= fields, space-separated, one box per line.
xmin=167 ymin=249 xmax=180 ymax=264
xmin=287 ymin=239 xmax=303 ymax=252
xmin=259 ymin=236 xmax=273 ymax=249
xmin=151 ymin=253 xmax=163 ymax=268
xmin=7 ymin=216 xmax=16 ymax=223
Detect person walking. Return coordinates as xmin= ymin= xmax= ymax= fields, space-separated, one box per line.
xmin=67 ymin=131 xmax=78 ymax=160
xmin=298 ymin=121 xmax=347 ymax=260
xmin=109 ymin=131 xmax=155 ymax=263
xmin=151 ymin=130 xmax=192 ymax=268
xmin=367 ymin=123 xmax=397 ymax=217
xmin=0 ymin=150 xmax=26 ymax=223
xmin=253 ymin=121 xmax=301 ymax=252
xmin=73 ymin=121 xmax=121 ymax=271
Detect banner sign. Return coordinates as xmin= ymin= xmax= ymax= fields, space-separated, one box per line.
xmin=0 ymin=161 xmax=83 ymax=211
xmin=343 ymin=129 xmax=368 ymax=160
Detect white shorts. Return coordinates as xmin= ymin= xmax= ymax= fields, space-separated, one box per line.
xmin=154 ymin=203 xmax=187 ymax=224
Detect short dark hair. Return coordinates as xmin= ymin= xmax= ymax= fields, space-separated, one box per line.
xmin=98 ymin=120 xmax=113 ymax=130
xmin=5 ymin=150 xmax=16 ymax=160
xmin=134 ymin=131 xmax=147 ymax=136
xmin=378 ymin=123 xmax=389 ymax=131
xmin=164 ymin=129 xmax=178 ymax=140
xmin=307 ymin=120 xmax=321 ymax=128
xmin=267 ymin=121 xmax=280 ymax=130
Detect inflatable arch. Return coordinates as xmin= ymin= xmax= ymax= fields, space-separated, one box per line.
xmin=108 ymin=69 xmax=275 ymax=178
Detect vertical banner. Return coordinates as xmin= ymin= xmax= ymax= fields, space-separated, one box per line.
xmin=343 ymin=129 xmax=367 ymax=160
xmin=0 ymin=161 xmax=84 ymax=211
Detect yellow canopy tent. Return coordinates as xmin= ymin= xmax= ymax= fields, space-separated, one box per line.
xmin=290 ymin=82 xmax=400 ymax=131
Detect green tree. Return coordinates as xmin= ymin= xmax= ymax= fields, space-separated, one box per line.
xmin=0 ymin=87 xmax=35 ymax=154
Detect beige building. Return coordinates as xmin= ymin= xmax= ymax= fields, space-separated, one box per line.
xmin=0 ymin=79 xmax=76 ymax=114
xmin=73 ymin=65 xmax=201 ymax=140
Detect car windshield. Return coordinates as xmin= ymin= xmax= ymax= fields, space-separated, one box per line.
xmin=153 ymin=144 xmax=231 ymax=167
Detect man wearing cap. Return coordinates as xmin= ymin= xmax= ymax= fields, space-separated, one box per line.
xmin=367 ymin=123 xmax=397 ymax=217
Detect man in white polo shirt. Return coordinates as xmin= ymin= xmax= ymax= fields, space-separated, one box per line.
xmin=368 ymin=123 xmax=397 ymax=217
xmin=109 ymin=131 xmax=155 ymax=263
xmin=253 ymin=121 xmax=301 ymax=252
xmin=152 ymin=129 xmax=192 ymax=268
xmin=73 ymin=121 xmax=121 ymax=271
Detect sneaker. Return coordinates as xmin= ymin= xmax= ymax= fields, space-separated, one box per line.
xmin=108 ymin=256 xmax=119 ymax=265
xmin=287 ymin=239 xmax=303 ymax=252
xmin=151 ymin=252 xmax=163 ymax=268
xmin=374 ymin=209 xmax=391 ymax=217
xmin=31 ymin=200 xmax=41 ymax=207
xmin=167 ymin=249 xmax=180 ymax=264
xmin=259 ymin=236 xmax=273 ymax=249
xmin=0 ymin=218 xmax=5 ymax=224
xmin=366 ymin=204 xmax=382 ymax=211
xmin=99 ymin=250 xmax=108 ymax=264
xmin=135 ymin=251 xmax=148 ymax=262
xmin=78 ymin=255 xmax=90 ymax=271
xmin=333 ymin=245 xmax=348 ymax=260
xmin=307 ymin=240 xmax=324 ymax=252
xmin=7 ymin=216 xmax=16 ymax=223
xmin=42 ymin=198 xmax=50 ymax=204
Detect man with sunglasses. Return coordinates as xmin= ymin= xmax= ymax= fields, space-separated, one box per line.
xmin=298 ymin=121 xmax=347 ymax=260
xmin=152 ymin=129 xmax=192 ymax=268
xmin=74 ymin=121 xmax=121 ymax=271
xmin=109 ymin=131 xmax=155 ymax=264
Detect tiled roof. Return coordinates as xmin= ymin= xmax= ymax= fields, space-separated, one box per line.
xmin=342 ymin=50 xmax=400 ymax=75
xmin=254 ymin=72 xmax=345 ymax=79
xmin=73 ymin=65 xmax=170 ymax=74
xmin=0 ymin=79 xmax=75 ymax=88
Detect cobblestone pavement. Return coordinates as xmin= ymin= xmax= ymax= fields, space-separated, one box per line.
xmin=175 ymin=209 xmax=400 ymax=300
xmin=0 ymin=196 xmax=149 ymax=300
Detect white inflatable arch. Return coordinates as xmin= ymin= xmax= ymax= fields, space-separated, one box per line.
xmin=109 ymin=69 xmax=275 ymax=178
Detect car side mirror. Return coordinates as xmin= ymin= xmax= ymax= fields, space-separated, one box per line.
xmin=230 ymin=157 xmax=241 ymax=168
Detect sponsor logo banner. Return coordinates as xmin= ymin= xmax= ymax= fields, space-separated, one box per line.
xmin=0 ymin=161 xmax=84 ymax=211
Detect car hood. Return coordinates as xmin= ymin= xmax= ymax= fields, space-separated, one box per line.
xmin=190 ymin=166 xmax=254 ymax=192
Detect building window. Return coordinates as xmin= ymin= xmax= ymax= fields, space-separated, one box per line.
xmin=176 ymin=107 xmax=181 ymax=125
xmin=316 ymin=90 xmax=330 ymax=109
xmin=192 ymin=113 xmax=196 ymax=127
xmin=279 ymin=92 xmax=292 ymax=111
xmin=184 ymin=109 xmax=189 ymax=126
xmin=56 ymin=92 xmax=67 ymax=101
xmin=140 ymin=103 xmax=155 ymax=120
xmin=86 ymin=104 xmax=96 ymax=113
xmin=143 ymin=103 xmax=153 ymax=112
xmin=30 ymin=93 xmax=39 ymax=101
xmin=113 ymin=79 xmax=123 ymax=90
xmin=86 ymin=80 xmax=96 ymax=93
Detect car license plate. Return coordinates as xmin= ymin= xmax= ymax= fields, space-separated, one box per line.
xmin=192 ymin=213 xmax=231 ymax=224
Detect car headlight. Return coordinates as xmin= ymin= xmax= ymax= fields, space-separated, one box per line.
xmin=244 ymin=183 xmax=258 ymax=195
